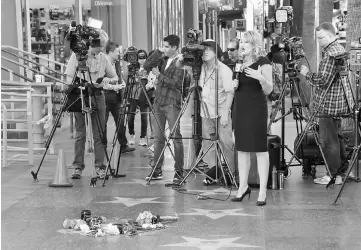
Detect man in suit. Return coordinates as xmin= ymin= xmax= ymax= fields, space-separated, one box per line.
xmin=145 ymin=34 xmax=191 ymax=184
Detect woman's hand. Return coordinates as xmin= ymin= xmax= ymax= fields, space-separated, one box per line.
xmin=244 ymin=65 xmax=263 ymax=82
xmin=232 ymin=79 xmax=239 ymax=90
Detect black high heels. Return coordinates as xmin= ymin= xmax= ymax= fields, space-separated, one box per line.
xmin=256 ymin=198 xmax=267 ymax=206
xmin=231 ymin=186 xmax=251 ymax=202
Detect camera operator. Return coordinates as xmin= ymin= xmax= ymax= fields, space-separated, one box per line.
xmin=223 ymin=38 xmax=240 ymax=69
xmin=145 ymin=34 xmax=191 ymax=183
xmin=64 ymin=29 xmax=117 ymax=179
xmin=300 ymin=22 xmax=354 ymax=185
xmin=197 ymin=39 xmax=235 ymax=182
xmin=104 ymin=41 xmax=135 ymax=153
xmin=127 ymin=50 xmax=151 ymax=147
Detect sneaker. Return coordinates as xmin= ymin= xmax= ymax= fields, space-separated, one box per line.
xmin=95 ymin=166 xmax=106 ymax=179
xmin=314 ymin=175 xmax=343 ymax=185
xmin=145 ymin=170 xmax=163 ymax=180
xmin=173 ymin=171 xmax=183 ymax=181
xmin=71 ymin=167 xmax=83 ymax=179
xmin=342 ymin=171 xmax=355 ymax=180
xmin=148 ymin=144 xmax=154 ymax=152
xmin=139 ymin=137 xmax=147 ymax=146
xmin=129 ymin=134 xmax=136 ymax=145
xmin=121 ymin=145 xmax=135 ymax=153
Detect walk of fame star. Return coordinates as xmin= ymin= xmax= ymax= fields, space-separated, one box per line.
xmin=95 ymin=197 xmax=171 ymax=207
xmin=113 ymin=178 xmax=166 ymax=186
xmin=178 ymin=208 xmax=259 ymax=220
xmin=186 ymin=187 xmax=237 ymax=196
xmin=161 ymin=236 xmax=261 ymax=249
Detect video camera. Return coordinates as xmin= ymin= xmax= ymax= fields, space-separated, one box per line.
xmin=124 ymin=46 xmax=140 ymax=74
xmin=181 ymin=28 xmax=204 ymax=74
xmin=269 ymin=36 xmax=305 ymax=78
xmin=65 ymin=19 xmax=101 ymax=61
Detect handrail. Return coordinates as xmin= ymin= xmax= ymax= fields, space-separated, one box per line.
xmin=1 ymin=45 xmax=66 ymax=69
xmin=2 ymin=56 xmax=68 ymax=85
xmin=1 ymin=103 xmax=8 ymax=167
xmin=1 ymin=49 xmax=67 ymax=78
xmin=1 ymin=66 xmax=33 ymax=82
xmin=2 ymin=80 xmax=53 ymax=87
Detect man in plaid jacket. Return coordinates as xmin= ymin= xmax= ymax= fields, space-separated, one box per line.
xmin=145 ymin=34 xmax=191 ymax=183
xmin=300 ymin=22 xmax=354 ymax=185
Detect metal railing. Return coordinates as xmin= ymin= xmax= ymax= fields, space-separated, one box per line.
xmin=1 ymin=45 xmax=67 ymax=82
xmin=1 ymin=45 xmax=74 ymax=138
xmin=1 ymin=82 xmax=54 ymax=167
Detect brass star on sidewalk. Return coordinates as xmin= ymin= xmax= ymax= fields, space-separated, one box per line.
xmin=114 ymin=179 xmax=166 ymax=186
xmin=178 ymin=208 xmax=259 ymax=220
xmin=161 ymin=236 xmax=261 ymax=249
xmin=186 ymin=187 xmax=237 ymax=196
xmin=95 ymin=197 xmax=171 ymax=207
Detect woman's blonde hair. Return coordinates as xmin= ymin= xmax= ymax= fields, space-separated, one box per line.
xmin=241 ymin=31 xmax=265 ymax=61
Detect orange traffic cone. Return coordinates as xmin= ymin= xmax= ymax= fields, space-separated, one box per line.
xmin=49 ymin=149 xmax=73 ymax=187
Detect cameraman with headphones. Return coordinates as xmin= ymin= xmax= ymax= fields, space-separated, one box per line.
xmin=64 ymin=29 xmax=118 ymax=179
xmin=300 ymin=22 xmax=354 ymax=185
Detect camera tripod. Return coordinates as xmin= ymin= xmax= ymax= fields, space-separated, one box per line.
xmin=327 ymin=69 xmax=361 ymax=204
xmin=31 ymin=63 xmax=113 ymax=184
xmin=267 ymin=66 xmax=330 ymax=177
xmin=100 ymin=70 xmax=176 ymax=187
xmin=288 ymin=61 xmax=359 ymax=186
xmin=146 ymin=67 xmax=238 ymax=189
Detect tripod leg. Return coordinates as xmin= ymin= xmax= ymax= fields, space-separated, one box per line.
xmin=333 ymin=145 xmax=361 ymax=204
xmin=146 ymin=88 xmax=195 ymax=185
xmin=30 ymin=94 xmax=69 ymax=181
xmin=139 ymin=83 xmax=176 ymax=160
xmin=177 ymin=141 xmax=217 ymax=186
xmin=217 ymin=143 xmax=238 ymax=188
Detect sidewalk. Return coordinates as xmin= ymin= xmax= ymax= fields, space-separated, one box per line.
xmin=2 ymin=100 xmax=361 ymax=250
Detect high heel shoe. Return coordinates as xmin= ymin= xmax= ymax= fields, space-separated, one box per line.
xmin=231 ymin=186 xmax=251 ymax=202
xmin=256 ymin=198 xmax=267 ymax=206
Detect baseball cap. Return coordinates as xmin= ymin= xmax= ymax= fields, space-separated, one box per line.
xmin=200 ymin=39 xmax=223 ymax=59
xmin=138 ymin=51 xmax=147 ymax=59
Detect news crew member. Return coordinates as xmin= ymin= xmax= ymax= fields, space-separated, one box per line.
xmin=104 ymin=41 xmax=135 ymax=153
xmin=127 ymin=50 xmax=150 ymax=146
xmin=300 ymin=22 xmax=354 ymax=185
xmin=223 ymin=38 xmax=240 ymax=69
xmin=196 ymin=40 xmax=235 ymax=181
xmin=232 ymin=31 xmax=273 ymax=206
xmin=145 ymin=34 xmax=191 ymax=183
xmin=64 ymin=30 xmax=117 ymax=179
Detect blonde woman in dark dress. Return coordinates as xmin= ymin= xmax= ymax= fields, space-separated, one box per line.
xmin=232 ymin=31 xmax=273 ymax=206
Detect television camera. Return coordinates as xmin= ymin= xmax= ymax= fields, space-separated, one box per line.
xmin=181 ymin=28 xmax=204 ymax=77
xmin=65 ymin=21 xmax=101 ymax=62
xmin=124 ymin=46 xmax=141 ymax=75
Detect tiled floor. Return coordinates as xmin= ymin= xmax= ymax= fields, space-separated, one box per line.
xmin=2 ymin=98 xmax=361 ymax=250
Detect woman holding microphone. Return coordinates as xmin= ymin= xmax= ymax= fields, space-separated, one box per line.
xmin=232 ymin=31 xmax=273 ymax=206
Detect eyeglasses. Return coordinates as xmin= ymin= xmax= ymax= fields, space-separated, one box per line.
xmin=227 ymin=48 xmax=236 ymax=52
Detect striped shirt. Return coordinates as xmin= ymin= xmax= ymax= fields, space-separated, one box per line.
xmin=306 ymin=40 xmax=354 ymax=116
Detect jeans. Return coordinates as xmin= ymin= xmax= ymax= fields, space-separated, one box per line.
xmin=104 ymin=101 xmax=128 ymax=147
xmin=319 ymin=117 xmax=348 ymax=175
xmin=152 ymin=103 xmax=184 ymax=172
xmin=128 ymin=98 xmax=148 ymax=138
xmin=201 ymin=114 xmax=235 ymax=173
xmin=73 ymin=93 xmax=106 ymax=168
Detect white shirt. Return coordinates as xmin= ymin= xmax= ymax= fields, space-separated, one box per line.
xmin=165 ymin=57 xmax=175 ymax=70
xmin=200 ymin=61 xmax=234 ymax=119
